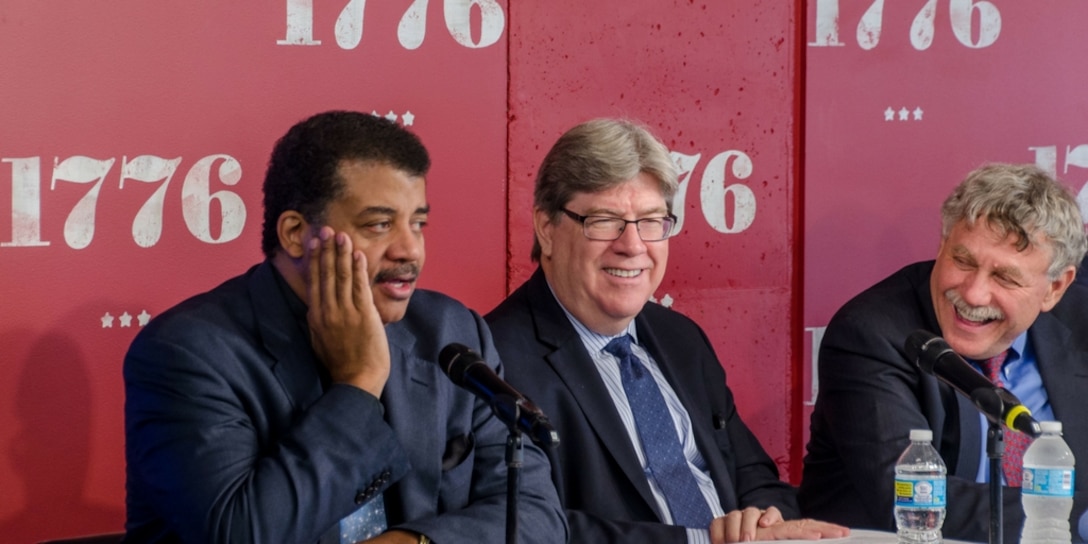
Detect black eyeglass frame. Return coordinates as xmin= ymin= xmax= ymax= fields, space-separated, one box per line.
xmin=559 ymin=208 xmax=678 ymax=241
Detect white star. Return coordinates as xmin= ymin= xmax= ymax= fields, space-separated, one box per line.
xmin=402 ymin=111 xmax=415 ymax=126
xmin=649 ymin=295 xmax=658 ymax=303
xmin=371 ymin=110 xmax=380 ymax=117
xmin=384 ymin=111 xmax=398 ymax=122
xmin=884 ymin=107 xmax=895 ymax=121
xmin=137 ymin=310 xmax=152 ymax=326
xmin=101 ymin=312 xmax=114 ymax=328
xmin=660 ymin=294 xmax=674 ymax=308
xmin=120 ymin=312 xmax=133 ymax=327
xmin=898 ymin=107 xmax=909 ymax=121
xmin=912 ymin=107 xmax=924 ymax=121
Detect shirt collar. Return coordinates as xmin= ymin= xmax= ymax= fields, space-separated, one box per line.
xmin=544 ymin=278 xmax=638 ymax=345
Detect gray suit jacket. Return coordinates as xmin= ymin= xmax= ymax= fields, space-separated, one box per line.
xmin=486 ymin=268 xmax=798 ymax=543
xmin=800 ymin=260 xmax=1088 ymax=543
xmin=124 ymin=261 xmax=567 ymax=543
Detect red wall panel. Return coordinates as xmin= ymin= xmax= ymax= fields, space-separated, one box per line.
xmin=1 ymin=1 xmax=509 ymax=540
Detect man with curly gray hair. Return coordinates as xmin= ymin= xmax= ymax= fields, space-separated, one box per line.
xmin=801 ymin=163 xmax=1088 ymax=542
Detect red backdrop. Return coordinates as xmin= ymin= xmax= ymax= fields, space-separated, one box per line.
xmin=15 ymin=0 xmax=1084 ymax=541
xmin=1 ymin=2 xmax=509 ymax=540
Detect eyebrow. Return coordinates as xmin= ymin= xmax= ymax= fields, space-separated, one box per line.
xmin=950 ymin=245 xmax=1024 ymax=279
xmin=358 ymin=205 xmax=431 ymax=216
xmin=581 ymin=205 xmax=669 ymax=217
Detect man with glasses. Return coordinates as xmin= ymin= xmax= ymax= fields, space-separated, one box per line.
xmin=485 ymin=119 xmax=848 ymax=543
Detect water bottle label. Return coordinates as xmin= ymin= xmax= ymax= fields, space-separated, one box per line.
xmin=1022 ymin=467 xmax=1075 ymax=497
xmin=894 ymin=476 xmax=947 ymax=507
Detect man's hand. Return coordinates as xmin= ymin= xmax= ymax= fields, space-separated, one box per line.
xmin=307 ymin=226 xmax=391 ymax=397
xmin=710 ymin=506 xmax=850 ymax=543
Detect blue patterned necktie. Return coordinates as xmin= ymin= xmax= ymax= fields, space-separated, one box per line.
xmin=604 ymin=335 xmax=714 ymax=529
xmin=340 ymin=494 xmax=387 ymax=543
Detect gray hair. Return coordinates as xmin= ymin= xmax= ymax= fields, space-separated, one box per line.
xmin=940 ymin=163 xmax=1087 ymax=279
xmin=531 ymin=118 xmax=679 ymax=261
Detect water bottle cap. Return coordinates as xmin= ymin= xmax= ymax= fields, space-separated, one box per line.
xmin=909 ymin=429 xmax=933 ymax=441
xmin=1039 ymin=421 xmax=1062 ymax=433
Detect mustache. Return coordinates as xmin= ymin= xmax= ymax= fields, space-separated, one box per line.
xmin=374 ymin=263 xmax=420 ymax=283
xmin=944 ymin=289 xmax=1004 ymax=321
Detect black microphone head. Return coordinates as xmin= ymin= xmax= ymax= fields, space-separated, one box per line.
xmin=439 ymin=343 xmax=477 ymax=385
xmin=904 ymin=329 xmax=948 ymax=374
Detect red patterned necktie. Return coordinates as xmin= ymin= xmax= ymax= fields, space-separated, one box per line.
xmin=980 ymin=350 xmax=1032 ymax=487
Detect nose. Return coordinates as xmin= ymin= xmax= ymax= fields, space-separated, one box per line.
xmin=610 ymin=221 xmax=648 ymax=255
xmin=959 ymin=270 xmax=992 ymax=306
xmin=387 ymin=222 xmax=424 ymax=262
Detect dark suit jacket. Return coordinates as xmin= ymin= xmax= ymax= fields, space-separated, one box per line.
xmin=800 ymin=260 xmax=1088 ymax=543
xmin=485 ymin=268 xmax=798 ymax=543
xmin=124 ymin=261 xmax=566 ymax=544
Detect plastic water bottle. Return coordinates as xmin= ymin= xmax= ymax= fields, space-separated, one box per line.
xmin=1021 ymin=420 xmax=1075 ymax=544
xmin=894 ymin=429 xmax=947 ymax=543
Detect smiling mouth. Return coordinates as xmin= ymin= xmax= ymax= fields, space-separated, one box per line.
xmin=605 ymin=268 xmax=642 ymax=278
xmin=946 ymin=290 xmax=1003 ymax=325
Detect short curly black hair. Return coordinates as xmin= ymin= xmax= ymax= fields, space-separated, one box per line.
xmin=260 ymin=111 xmax=430 ymax=258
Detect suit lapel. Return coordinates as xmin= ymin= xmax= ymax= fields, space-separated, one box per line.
xmin=381 ymin=320 xmax=440 ymax=518
xmin=249 ymin=262 xmax=324 ymax=410
xmin=525 ymin=270 xmax=666 ymax=520
xmin=1031 ymin=311 xmax=1088 ymax=431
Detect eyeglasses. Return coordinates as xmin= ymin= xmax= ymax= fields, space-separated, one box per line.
xmin=560 ymin=208 xmax=677 ymax=241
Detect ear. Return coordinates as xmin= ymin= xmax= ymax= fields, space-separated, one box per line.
xmin=1040 ymin=264 xmax=1077 ymax=312
xmin=534 ymin=207 xmax=556 ymax=258
xmin=277 ymin=210 xmax=311 ymax=259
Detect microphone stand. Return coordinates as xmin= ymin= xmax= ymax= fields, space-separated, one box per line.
xmin=985 ymin=422 xmax=1005 ymax=544
xmin=494 ymin=396 xmax=523 ymax=544
xmin=972 ymin=387 xmax=1008 ymax=544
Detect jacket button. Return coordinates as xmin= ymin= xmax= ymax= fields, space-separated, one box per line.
xmin=354 ymin=491 xmax=368 ymax=504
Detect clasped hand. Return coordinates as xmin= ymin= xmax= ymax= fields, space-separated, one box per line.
xmin=711 ymin=506 xmax=850 ymax=543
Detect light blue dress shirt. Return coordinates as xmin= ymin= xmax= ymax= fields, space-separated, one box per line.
xmin=969 ymin=332 xmax=1055 ymax=484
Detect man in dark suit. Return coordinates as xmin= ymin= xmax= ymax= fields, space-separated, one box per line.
xmin=486 ymin=118 xmax=847 ymax=543
xmin=124 ymin=111 xmax=566 ymax=544
xmin=800 ymin=163 xmax=1088 ymax=542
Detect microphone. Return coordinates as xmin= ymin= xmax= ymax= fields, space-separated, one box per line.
xmin=904 ymin=330 xmax=1041 ymax=438
xmin=439 ymin=343 xmax=560 ymax=448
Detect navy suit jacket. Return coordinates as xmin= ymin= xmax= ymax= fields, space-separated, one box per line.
xmin=485 ymin=268 xmax=798 ymax=543
xmin=124 ymin=261 xmax=567 ymax=544
xmin=800 ymin=261 xmax=1088 ymax=543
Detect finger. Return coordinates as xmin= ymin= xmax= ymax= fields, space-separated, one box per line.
xmin=759 ymin=506 xmax=783 ymax=527
xmin=738 ymin=507 xmax=763 ymax=541
xmin=318 ymin=226 xmax=337 ymax=313
xmin=334 ymin=231 xmax=355 ymax=308
xmin=709 ymin=516 xmax=726 ymax=544
xmin=352 ymin=248 xmax=369 ymax=312
xmin=761 ymin=519 xmax=850 ymax=541
xmin=721 ymin=510 xmax=744 ymax=543
xmin=307 ymin=234 xmax=321 ymax=311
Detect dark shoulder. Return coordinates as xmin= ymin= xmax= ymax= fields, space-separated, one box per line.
xmin=827 ymin=261 xmax=933 ymax=332
xmin=133 ymin=267 xmax=258 ymax=345
xmin=397 ymin=288 xmax=488 ymax=357
xmin=637 ymin=299 xmax=703 ymax=334
xmin=484 ymin=277 xmax=532 ymax=330
xmin=404 ymin=288 xmax=475 ymax=322
xmin=1048 ymin=279 xmax=1088 ymax=335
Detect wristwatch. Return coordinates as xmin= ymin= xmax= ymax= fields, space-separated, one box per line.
xmin=418 ymin=534 xmax=430 ymax=544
